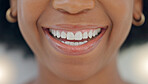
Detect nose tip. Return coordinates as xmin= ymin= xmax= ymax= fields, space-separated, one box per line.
xmin=52 ymin=0 xmax=95 ymax=14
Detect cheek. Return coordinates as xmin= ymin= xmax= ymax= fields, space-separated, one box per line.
xmin=103 ymin=0 xmax=134 ymax=49
xmin=92 ymin=0 xmax=134 ymax=64
xmin=17 ymin=0 xmax=49 ymax=54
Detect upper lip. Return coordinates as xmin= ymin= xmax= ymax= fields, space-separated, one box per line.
xmin=42 ymin=24 xmax=108 ymax=31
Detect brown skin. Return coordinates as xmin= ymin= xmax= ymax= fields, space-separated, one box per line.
xmin=10 ymin=0 xmax=143 ymax=84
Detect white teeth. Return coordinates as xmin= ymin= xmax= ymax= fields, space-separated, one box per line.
xmin=52 ymin=30 xmax=56 ymax=37
xmin=70 ymin=42 xmax=75 ymax=46
xmin=79 ymin=42 xmax=83 ymax=45
xmin=75 ymin=42 xmax=79 ymax=46
xmin=57 ymin=31 xmax=61 ymax=38
xmin=61 ymin=41 xmax=88 ymax=46
xmin=93 ymin=30 xmax=96 ymax=37
xmin=75 ymin=31 xmax=82 ymax=40
xmin=84 ymin=41 xmax=88 ymax=43
xmin=49 ymin=28 xmax=101 ymax=40
xmin=50 ymin=29 xmax=53 ymax=34
xmin=54 ymin=30 xmax=57 ymax=37
xmin=83 ymin=32 xmax=88 ymax=39
xmin=67 ymin=32 xmax=75 ymax=40
xmin=65 ymin=41 xmax=69 ymax=45
xmin=50 ymin=29 xmax=54 ymax=36
xmin=61 ymin=31 xmax=67 ymax=39
xmin=97 ymin=28 xmax=101 ymax=33
xmin=95 ymin=30 xmax=98 ymax=35
xmin=88 ymin=30 xmax=93 ymax=38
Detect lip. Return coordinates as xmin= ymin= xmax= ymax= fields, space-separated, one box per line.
xmin=42 ymin=24 xmax=108 ymax=56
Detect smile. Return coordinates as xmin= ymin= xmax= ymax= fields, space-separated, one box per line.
xmin=42 ymin=24 xmax=108 ymax=55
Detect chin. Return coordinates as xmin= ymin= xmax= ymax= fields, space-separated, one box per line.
xmin=51 ymin=65 xmax=99 ymax=81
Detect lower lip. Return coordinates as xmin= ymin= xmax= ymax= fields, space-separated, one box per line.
xmin=43 ymin=27 xmax=107 ymax=56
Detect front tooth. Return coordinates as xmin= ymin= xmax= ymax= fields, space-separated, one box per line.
xmin=83 ymin=32 xmax=88 ymax=39
xmin=67 ymin=32 xmax=75 ymax=40
xmin=88 ymin=30 xmax=93 ymax=38
xmin=70 ymin=42 xmax=75 ymax=46
xmin=75 ymin=42 xmax=79 ymax=46
xmin=61 ymin=31 xmax=67 ymax=39
xmin=75 ymin=31 xmax=82 ymax=40
xmin=57 ymin=31 xmax=61 ymax=38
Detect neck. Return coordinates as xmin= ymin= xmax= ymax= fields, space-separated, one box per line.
xmin=35 ymin=54 xmax=125 ymax=84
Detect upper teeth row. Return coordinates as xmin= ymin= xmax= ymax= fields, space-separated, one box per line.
xmin=49 ymin=28 xmax=101 ymax=40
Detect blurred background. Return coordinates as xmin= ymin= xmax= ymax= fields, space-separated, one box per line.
xmin=0 ymin=0 xmax=148 ymax=84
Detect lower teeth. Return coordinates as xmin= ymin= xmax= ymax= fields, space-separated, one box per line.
xmin=61 ymin=41 xmax=88 ymax=46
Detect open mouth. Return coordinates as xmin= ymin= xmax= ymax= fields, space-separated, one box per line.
xmin=42 ymin=25 xmax=108 ymax=55
xmin=49 ymin=28 xmax=101 ymax=46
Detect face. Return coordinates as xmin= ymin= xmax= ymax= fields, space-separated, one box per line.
xmin=11 ymin=0 xmax=142 ymax=81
